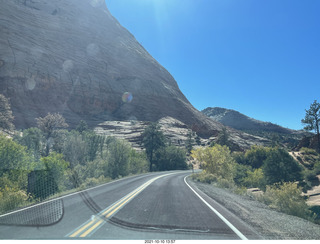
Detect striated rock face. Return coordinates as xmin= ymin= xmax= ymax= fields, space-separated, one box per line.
xmin=93 ymin=116 xmax=270 ymax=151
xmin=94 ymin=117 xmax=207 ymax=150
xmin=0 ymin=0 xmax=220 ymax=138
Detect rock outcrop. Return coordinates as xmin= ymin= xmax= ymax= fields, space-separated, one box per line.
xmin=0 ymin=0 xmax=220 ymax=138
xmin=94 ymin=116 xmax=270 ymax=151
xmin=203 ymin=107 xmax=295 ymax=134
xmin=94 ymin=117 xmax=207 ymax=150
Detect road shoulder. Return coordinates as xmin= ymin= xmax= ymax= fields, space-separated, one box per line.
xmin=186 ymin=176 xmax=320 ymax=240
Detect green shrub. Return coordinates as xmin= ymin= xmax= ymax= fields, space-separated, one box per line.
xmin=15 ymin=127 xmax=45 ymax=160
xmin=201 ymin=173 xmax=218 ymax=184
xmin=191 ymin=171 xmax=235 ymax=189
xmin=304 ymin=155 xmax=313 ymax=161
xmin=305 ymin=170 xmax=318 ymax=182
xmin=217 ymin=177 xmax=235 ymax=189
xmin=243 ymin=168 xmax=266 ymax=189
xmin=232 ymin=152 xmax=246 ymax=165
xmin=0 ymin=186 xmax=28 ymax=214
xmin=301 ymin=147 xmax=318 ymax=156
xmin=262 ymin=148 xmax=303 ymax=185
xmin=296 ymin=155 xmax=303 ymax=163
xmin=259 ymin=182 xmax=312 ymax=219
xmin=80 ymin=176 xmax=111 ymax=189
xmin=314 ymin=161 xmax=320 ymax=174
xmin=0 ymin=135 xmax=33 ymax=189
xmin=233 ymin=163 xmax=251 ymax=186
xmin=191 ymin=172 xmax=217 ymax=184
xmin=309 ymin=206 xmax=320 ymax=224
xmin=244 ymin=146 xmax=270 ymax=169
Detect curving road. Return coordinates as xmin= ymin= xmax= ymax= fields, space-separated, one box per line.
xmin=0 ymin=171 xmax=261 ymax=240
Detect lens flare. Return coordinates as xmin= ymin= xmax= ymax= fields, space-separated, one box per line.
xmin=122 ymin=92 xmax=133 ymax=103
xmin=62 ymin=60 xmax=74 ymax=73
xmin=86 ymin=43 xmax=99 ymax=57
xmin=26 ymin=77 xmax=36 ymax=90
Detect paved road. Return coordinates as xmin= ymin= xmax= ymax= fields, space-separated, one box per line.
xmin=0 ymin=171 xmax=261 ymax=240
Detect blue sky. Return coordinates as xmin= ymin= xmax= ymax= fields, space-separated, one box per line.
xmin=106 ymin=0 xmax=320 ymax=130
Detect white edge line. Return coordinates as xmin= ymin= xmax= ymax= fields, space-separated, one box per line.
xmin=184 ymin=175 xmax=248 ymax=240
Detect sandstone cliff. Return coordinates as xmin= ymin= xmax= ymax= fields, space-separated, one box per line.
xmin=0 ymin=0 xmax=222 ymax=138
xmin=0 ymin=0 xmax=270 ymax=149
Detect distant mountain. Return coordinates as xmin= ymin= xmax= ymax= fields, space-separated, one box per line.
xmin=202 ymin=107 xmax=295 ymax=134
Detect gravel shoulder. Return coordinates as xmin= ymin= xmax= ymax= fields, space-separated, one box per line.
xmin=187 ymin=177 xmax=320 ymax=240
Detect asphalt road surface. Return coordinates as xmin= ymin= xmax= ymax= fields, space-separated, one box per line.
xmin=0 ymin=171 xmax=261 ymax=240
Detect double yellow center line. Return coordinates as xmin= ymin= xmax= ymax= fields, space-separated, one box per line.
xmin=67 ymin=173 xmax=175 ymax=238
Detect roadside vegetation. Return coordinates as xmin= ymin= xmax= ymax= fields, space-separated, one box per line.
xmin=191 ymin=100 xmax=320 ymax=224
xmin=0 ymin=94 xmax=188 ymax=214
xmin=1 ymin=93 xmax=320 ymax=226
xmin=191 ymin=132 xmax=320 ymax=224
xmin=0 ymin=122 xmax=149 ymax=214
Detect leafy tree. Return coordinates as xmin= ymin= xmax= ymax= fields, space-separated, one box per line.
xmin=36 ymin=113 xmax=68 ymax=137
xmin=36 ymin=113 xmax=68 ymax=156
xmin=0 ymin=135 xmax=32 ymax=189
xmin=185 ymin=130 xmax=194 ymax=154
xmin=302 ymin=100 xmax=320 ymax=152
xmin=50 ymin=129 xmax=70 ymax=155
xmin=107 ymin=139 xmax=131 ymax=179
xmin=216 ymin=127 xmax=229 ymax=147
xmin=270 ymin=133 xmax=281 ymax=147
xmin=29 ymin=152 xmax=69 ymax=199
xmin=0 ymin=136 xmax=33 ymax=213
xmin=41 ymin=153 xmax=68 ymax=188
xmin=128 ymin=149 xmax=148 ymax=174
xmin=15 ymin=127 xmax=45 ymax=161
xmin=244 ymin=145 xmax=270 ymax=169
xmin=0 ymin=94 xmax=14 ymax=131
xmin=82 ymin=131 xmax=105 ymax=161
xmin=142 ymin=123 xmax=166 ymax=171
xmin=262 ymin=148 xmax=303 ymax=185
xmin=27 ymin=169 xmax=58 ymax=200
xmin=154 ymin=145 xmax=187 ymax=171
xmin=192 ymin=144 xmax=236 ymax=181
xmin=232 ymin=151 xmax=246 ymax=165
xmin=62 ymin=131 xmax=87 ymax=167
xmin=233 ymin=163 xmax=252 ymax=186
xmin=80 ymin=159 xmax=106 ymax=180
xmin=215 ymin=127 xmax=240 ymax=151
xmin=195 ymin=134 xmax=201 ymax=146
xmin=76 ymin=120 xmax=89 ymax=133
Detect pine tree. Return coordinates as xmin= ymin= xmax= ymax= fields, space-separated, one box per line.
xmin=142 ymin=123 xmax=166 ymax=171
xmin=302 ymin=100 xmax=320 ymax=152
xmin=36 ymin=113 xmax=68 ymax=156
